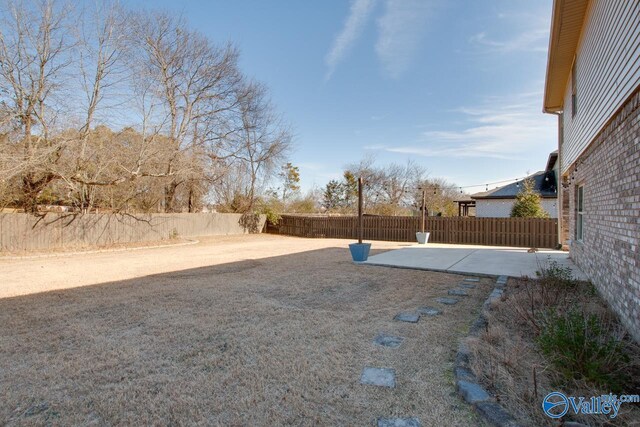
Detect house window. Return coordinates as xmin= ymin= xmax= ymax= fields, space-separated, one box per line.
xmin=576 ymin=185 xmax=584 ymax=241
xmin=571 ymin=60 xmax=578 ymax=118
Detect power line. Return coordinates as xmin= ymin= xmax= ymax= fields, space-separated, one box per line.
xmin=394 ymin=176 xmax=532 ymax=193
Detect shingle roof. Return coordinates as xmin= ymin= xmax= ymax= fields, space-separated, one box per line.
xmin=471 ymin=171 xmax=557 ymax=200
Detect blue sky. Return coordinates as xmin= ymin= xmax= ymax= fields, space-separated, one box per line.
xmin=128 ymin=0 xmax=557 ymax=194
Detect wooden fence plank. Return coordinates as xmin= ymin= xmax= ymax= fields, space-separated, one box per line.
xmin=270 ymin=215 xmax=558 ymax=249
xmin=0 ymin=213 xmax=267 ymax=252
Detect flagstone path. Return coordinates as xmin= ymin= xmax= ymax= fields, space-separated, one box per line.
xmin=361 ymin=276 xmax=489 ymax=426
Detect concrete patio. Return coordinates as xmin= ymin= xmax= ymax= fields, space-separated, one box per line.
xmin=363 ymin=243 xmax=587 ymax=280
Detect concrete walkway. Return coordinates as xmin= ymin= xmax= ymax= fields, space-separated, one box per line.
xmin=363 ymin=243 xmax=587 ymax=279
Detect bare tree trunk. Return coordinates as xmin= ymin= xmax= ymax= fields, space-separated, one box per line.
xmin=164 ymin=182 xmax=179 ymax=213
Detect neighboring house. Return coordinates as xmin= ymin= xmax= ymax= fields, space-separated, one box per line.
xmin=471 ymin=152 xmax=558 ymax=218
xmin=543 ymin=0 xmax=640 ymax=341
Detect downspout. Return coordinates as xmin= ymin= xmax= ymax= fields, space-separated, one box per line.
xmin=547 ymin=110 xmax=564 ymax=248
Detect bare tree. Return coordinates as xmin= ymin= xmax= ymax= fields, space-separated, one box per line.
xmin=344 ymin=155 xmax=379 ymax=209
xmin=132 ymin=12 xmax=242 ymax=212
xmin=343 ymin=157 xmax=426 ymax=214
xmin=0 ymin=2 xmax=292 ymax=215
xmin=210 ymin=161 xmax=252 ymax=211
xmin=379 ymin=160 xmax=426 ymax=211
xmin=0 ymin=0 xmax=74 ymax=212
xmin=62 ymin=1 xmax=131 ymax=211
xmin=413 ymin=177 xmax=460 ymax=217
xmin=222 ymin=81 xmax=291 ymax=211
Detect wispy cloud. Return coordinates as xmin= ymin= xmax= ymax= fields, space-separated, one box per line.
xmin=363 ymin=143 xmax=387 ymax=150
xmin=325 ymin=0 xmax=376 ymax=80
xmin=469 ymin=29 xmax=548 ymax=53
xmin=469 ymin=9 xmax=550 ymax=54
xmin=375 ymin=0 xmax=430 ymax=77
xmin=369 ymin=91 xmax=556 ymax=159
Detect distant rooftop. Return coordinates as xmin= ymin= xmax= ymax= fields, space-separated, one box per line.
xmin=471 ymin=171 xmax=557 ymax=200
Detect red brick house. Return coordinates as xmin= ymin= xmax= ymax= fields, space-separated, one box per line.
xmin=543 ymin=0 xmax=639 ymax=340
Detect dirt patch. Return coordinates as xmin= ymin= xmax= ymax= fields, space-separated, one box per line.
xmin=0 ymin=235 xmax=492 ymax=425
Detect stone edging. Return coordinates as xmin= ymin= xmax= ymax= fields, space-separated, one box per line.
xmin=454 ymin=275 xmax=522 ymax=427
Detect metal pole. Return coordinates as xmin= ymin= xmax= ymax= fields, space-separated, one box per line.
xmin=358 ymin=176 xmax=363 ymax=244
xmin=421 ymin=189 xmax=426 ymax=233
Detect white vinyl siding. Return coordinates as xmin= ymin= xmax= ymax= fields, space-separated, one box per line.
xmin=561 ymin=0 xmax=640 ymax=173
xmin=571 ymin=60 xmax=578 ymax=117
xmin=475 ymin=199 xmax=557 ymax=218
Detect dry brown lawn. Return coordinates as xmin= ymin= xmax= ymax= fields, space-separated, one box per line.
xmin=0 ymin=235 xmax=492 ymax=426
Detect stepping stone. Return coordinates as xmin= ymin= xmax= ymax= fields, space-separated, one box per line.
xmin=394 ymin=312 xmax=420 ymax=323
xmin=457 ymin=380 xmax=491 ymax=404
xmin=416 ymin=306 xmax=442 ymax=316
xmin=448 ymin=289 xmax=469 ymax=296
xmin=374 ymin=334 xmax=404 ymax=348
xmin=377 ymin=417 xmax=421 ymax=427
xmin=459 ymin=283 xmax=476 ymax=289
xmin=463 ymin=277 xmax=480 ymax=282
xmin=496 ymin=275 xmax=508 ymax=284
xmin=360 ymin=367 xmax=396 ymax=388
xmin=436 ymin=297 xmax=459 ymax=305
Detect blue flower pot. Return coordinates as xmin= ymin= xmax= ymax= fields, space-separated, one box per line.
xmin=349 ymin=242 xmax=371 ymax=262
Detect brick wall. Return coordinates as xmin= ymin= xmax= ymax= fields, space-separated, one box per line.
xmin=565 ymin=88 xmax=640 ymax=342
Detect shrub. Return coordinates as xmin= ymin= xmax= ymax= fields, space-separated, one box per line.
xmin=535 ymin=258 xmax=574 ymax=287
xmin=169 ymin=228 xmax=179 ymax=239
xmin=537 ymin=308 xmax=631 ymax=391
xmin=511 ymin=259 xmax=581 ymax=333
xmin=257 ymin=200 xmax=282 ymax=225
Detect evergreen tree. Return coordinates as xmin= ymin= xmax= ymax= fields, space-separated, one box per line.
xmin=323 ymin=180 xmax=343 ymax=210
xmin=342 ymin=171 xmax=358 ymax=209
xmin=510 ymin=178 xmax=550 ymax=218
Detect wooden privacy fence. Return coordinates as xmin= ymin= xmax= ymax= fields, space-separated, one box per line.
xmin=0 ymin=213 xmax=266 ymax=252
xmin=268 ymin=215 xmax=558 ymax=248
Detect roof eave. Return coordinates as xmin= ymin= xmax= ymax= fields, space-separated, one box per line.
xmin=543 ymin=0 xmax=565 ymax=112
xmin=543 ymin=104 xmax=563 ymax=114
xmin=543 ymin=0 xmax=590 ymax=113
